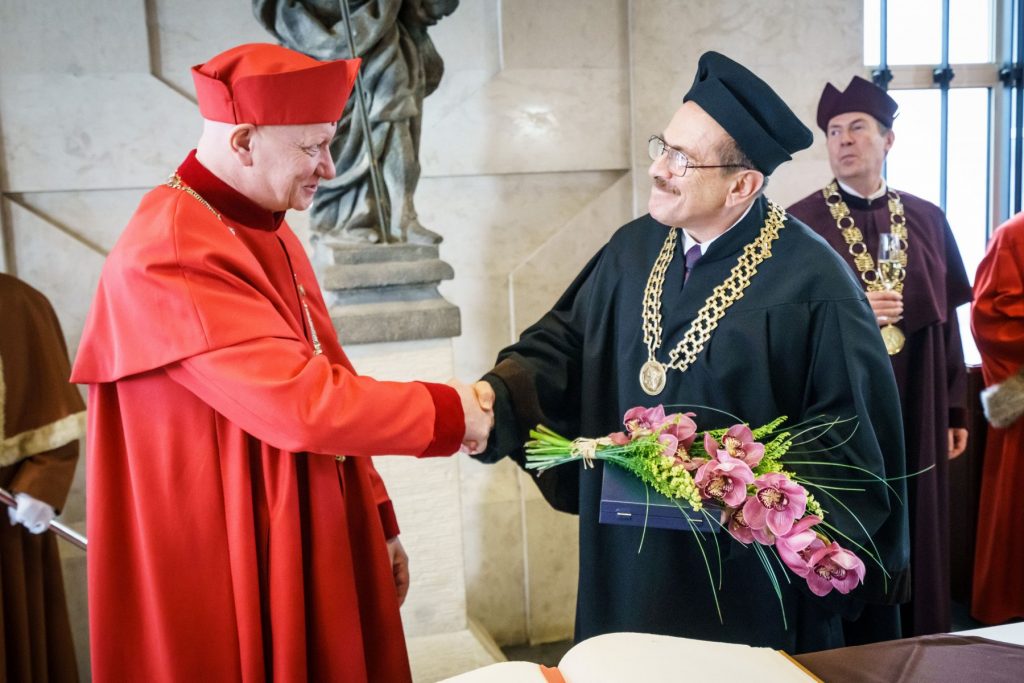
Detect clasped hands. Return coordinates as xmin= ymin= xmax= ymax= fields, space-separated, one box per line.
xmin=447 ymin=379 xmax=496 ymax=455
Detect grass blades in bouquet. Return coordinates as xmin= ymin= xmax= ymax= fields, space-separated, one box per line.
xmin=525 ymin=404 xmax=898 ymax=626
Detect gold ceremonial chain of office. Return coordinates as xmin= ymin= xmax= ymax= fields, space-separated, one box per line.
xmin=167 ymin=172 xmax=222 ymax=221
xmin=822 ymin=180 xmax=908 ymax=355
xmin=639 ymin=200 xmax=786 ymax=396
xmin=165 ymin=172 xmax=323 ymax=356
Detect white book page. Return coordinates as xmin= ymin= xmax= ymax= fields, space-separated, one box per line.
xmin=558 ymin=632 xmax=820 ymax=683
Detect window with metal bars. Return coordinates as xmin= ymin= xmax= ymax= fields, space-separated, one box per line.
xmin=864 ymin=0 xmax=1023 ymax=363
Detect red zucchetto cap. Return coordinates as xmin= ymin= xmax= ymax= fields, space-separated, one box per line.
xmin=191 ymin=43 xmax=360 ymax=125
xmin=816 ymin=75 xmax=899 ymax=132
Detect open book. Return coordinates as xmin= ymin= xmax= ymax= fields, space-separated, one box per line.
xmin=441 ymin=632 xmax=821 ymax=682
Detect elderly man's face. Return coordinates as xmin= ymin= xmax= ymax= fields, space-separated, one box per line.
xmin=249 ymin=122 xmax=337 ymax=212
xmin=826 ymin=111 xmax=893 ymax=192
xmin=647 ymin=102 xmax=737 ymax=230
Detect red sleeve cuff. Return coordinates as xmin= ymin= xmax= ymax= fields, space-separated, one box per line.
xmin=378 ymin=500 xmax=400 ymax=540
xmin=418 ymin=382 xmax=464 ymax=457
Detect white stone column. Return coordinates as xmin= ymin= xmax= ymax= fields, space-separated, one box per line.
xmin=344 ymin=338 xmax=504 ymax=682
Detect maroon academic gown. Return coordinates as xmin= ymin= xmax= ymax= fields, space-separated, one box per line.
xmin=971 ymin=212 xmax=1024 ymax=624
xmin=71 ymin=152 xmax=464 ymax=682
xmin=789 ymin=184 xmax=971 ymax=637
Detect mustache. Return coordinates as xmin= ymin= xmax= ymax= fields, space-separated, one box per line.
xmin=652 ymin=176 xmax=678 ymax=195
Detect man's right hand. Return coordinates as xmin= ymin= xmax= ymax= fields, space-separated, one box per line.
xmin=448 ymin=379 xmax=494 ymax=455
xmin=866 ymin=290 xmax=904 ymax=326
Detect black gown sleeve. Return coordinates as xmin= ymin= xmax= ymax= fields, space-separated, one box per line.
xmin=474 ymin=248 xmax=608 ymax=514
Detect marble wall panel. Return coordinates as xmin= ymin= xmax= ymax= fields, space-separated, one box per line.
xmin=509 ymin=172 xmax=633 ymax=336
xmin=523 ymin=498 xmax=579 ymax=644
xmin=420 ymin=68 xmax=629 ymax=177
xmin=6 ymin=198 xmax=106 ymax=360
xmin=345 ymin=339 xmax=469 ymax=637
xmin=500 ymin=0 xmax=628 ymax=70
xmin=428 ymin=0 xmax=501 ymax=77
xmin=629 ymin=0 xmax=864 ymax=213
xmin=460 ymin=496 xmax=528 ymax=644
xmin=151 ymin=0 xmax=273 ymax=95
xmin=422 ymin=171 xmax=624 ymax=380
xmin=0 ymin=74 xmax=200 ymax=193
xmin=18 ymin=189 xmax=148 ymax=254
xmin=0 ymin=0 xmax=148 ymax=75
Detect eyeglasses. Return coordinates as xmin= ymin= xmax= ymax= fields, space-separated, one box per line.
xmin=648 ymin=135 xmax=751 ymax=177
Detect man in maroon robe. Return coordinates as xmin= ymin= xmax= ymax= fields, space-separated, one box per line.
xmin=1 ymin=274 xmax=84 ymax=682
xmin=788 ymin=76 xmax=972 ymax=641
xmin=71 ymin=43 xmax=491 ymax=682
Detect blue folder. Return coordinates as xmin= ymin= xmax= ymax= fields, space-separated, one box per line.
xmin=598 ymin=462 xmax=722 ymax=533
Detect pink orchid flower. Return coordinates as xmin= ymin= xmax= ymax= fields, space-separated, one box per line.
xmin=775 ymin=515 xmax=823 ymax=577
xmin=623 ymin=405 xmax=667 ymax=437
xmin=704 ymin=425 xmax=765 ymax=469
xmin=658 ymin=433 xmax=679 ymax=460
xmin=722 ymin=502 xmax=756 ymax=544
xmin=742 ymin=472 xmax=808 ymax=537
xmin=660 ymin=412 xmax=698 ymax=451
xmin=694 ymin=453 xmax=754 ymax=507
xmin=608 ymin=432 xmax=630 ymax=446
xmin=803 ymin=542 xmax=867 ymax=596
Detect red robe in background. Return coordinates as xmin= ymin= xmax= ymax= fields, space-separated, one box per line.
xmin=971 ymin=212 xmax=1024 ymax=624
xmin=71 ymin=152 xmax=463 ymax=682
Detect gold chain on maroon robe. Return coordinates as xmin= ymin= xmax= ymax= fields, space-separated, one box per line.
xmin=165 ymin=173 xmax=323 ymax=357
xmin=822 ymin=180 xmax=908 ymax=355
xmin=639 ymin=200 xmax=786 ymax=396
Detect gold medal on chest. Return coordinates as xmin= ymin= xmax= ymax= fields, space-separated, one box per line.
xmin=639 ymin=360 xmax=667 ymax=396
xmin=880 ymin=324 xmax=906 ymax=356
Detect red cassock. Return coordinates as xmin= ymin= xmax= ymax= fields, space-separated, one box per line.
xmin=71 ymin=152 xmax=463 ymax=682
xmin=970 ymin=212 xmax=1024 ymax=624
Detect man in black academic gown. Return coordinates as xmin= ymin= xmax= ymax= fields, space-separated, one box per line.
xmin=788 ymin=77 xmax=971 ymax=640
xmin=472 ymin=52 xmax=910 ymax=654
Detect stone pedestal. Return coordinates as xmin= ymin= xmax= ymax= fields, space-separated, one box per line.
xmin=320 ymin=242 xmax=461 ymax=344
xmin=343 ymin=338 xmax=503 ymax=682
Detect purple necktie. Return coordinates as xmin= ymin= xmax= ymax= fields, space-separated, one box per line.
xmin=683 ymin=244 xmax=702 ymax=283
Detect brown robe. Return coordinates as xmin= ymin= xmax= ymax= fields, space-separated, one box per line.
xmin=1 ymin=273 xmax=84 ymax=682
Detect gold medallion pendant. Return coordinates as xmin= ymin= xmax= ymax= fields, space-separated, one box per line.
xmin=880 ymin=324 xmax=905 ymax=356
xmin=638 ymin=202 xmax=787 ymax=395
xmin=640 ymin=360 xmax=667 ymax=396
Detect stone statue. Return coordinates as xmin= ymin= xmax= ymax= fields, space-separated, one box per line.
xmin=254 ymin=0 xmax=458 ymax=245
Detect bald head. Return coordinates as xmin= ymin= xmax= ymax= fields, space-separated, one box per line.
xmin=195 ymin=119 xmax=337 ymax=213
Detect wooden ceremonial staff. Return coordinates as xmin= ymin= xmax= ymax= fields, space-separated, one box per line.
xmin=0 ymin=486 xmax=87 ymax=550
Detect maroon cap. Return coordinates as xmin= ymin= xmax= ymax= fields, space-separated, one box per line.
xmin=816 ymin=76 xmax=898 ymax=132
xmin=192 ymin=43 xmax=360 ymax=125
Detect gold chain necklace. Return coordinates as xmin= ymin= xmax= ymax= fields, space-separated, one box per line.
xmin=639 ymin=200 xmax=786 ymax=395
xmin=822 ymin=180 xmax=908 ymax=355
xmin=165 ymin=173 xmax=323 ymax=356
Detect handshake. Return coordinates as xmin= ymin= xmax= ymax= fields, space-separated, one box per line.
xmin=448 ymin=379 xmax=497 ymax=455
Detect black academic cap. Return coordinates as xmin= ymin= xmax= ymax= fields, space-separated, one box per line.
xmin=683 ymin=51 xmax=813 ymax=175
xmin=816 ymin=75 xmax=899 ymax=132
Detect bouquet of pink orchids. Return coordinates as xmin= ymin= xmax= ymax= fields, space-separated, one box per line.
xmin=526 ymin=405 xmax=872 ymax=606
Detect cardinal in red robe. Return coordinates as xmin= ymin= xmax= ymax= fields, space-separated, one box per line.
xmin=971 ymin=211 xmax=1024 ymax=625
xmin=71 ymin=43 xmax=491 ymax=682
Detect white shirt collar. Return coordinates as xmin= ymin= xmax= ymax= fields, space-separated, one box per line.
xmin=682 ymin=200 xmax=756 ymax=255
xmin=837 ymin=178 xmax=888 ymax=201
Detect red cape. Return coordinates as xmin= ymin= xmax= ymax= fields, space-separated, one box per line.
xmin=72 ymin=153 xmax=462 ymax=681
xmin=971 ymin=212 xmax=1024 ymax=624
